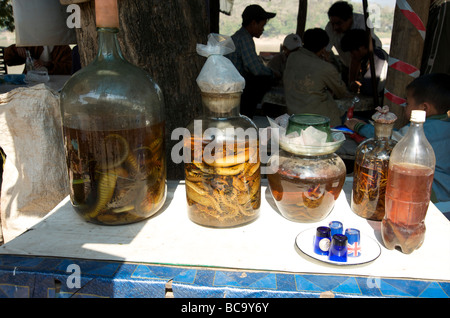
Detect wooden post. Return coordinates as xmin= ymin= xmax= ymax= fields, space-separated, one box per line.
xmin=209 ymin=0 xmax=220 ymax=33
xmin=296 ymin=0 xmax=307 ymax=38
xmin=0 ymin=148 xmax=4 ymax=245
xmin=384 ymin=0 xmax=430 ymax=128
xmin=362 ymin=0 xmax=379 ymax=108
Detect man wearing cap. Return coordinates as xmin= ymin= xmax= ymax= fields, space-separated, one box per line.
xmin=226 ymin=4 xmax=279 ymax=118
xmin=268 ymin=33 xmax=303 ymax=80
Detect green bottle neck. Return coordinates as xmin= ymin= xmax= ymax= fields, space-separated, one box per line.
xmin=96 ymin=27 xmax=124 ymax=62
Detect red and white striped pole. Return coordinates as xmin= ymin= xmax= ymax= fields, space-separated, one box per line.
xmin=384 ymin=0 xmax=430 ymax=126
xmin=396 ymin=0 xmax=426 ymax=40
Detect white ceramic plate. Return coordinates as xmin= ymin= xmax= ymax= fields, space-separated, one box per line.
xmin=295 ymin=227 xmax=381 ymax=266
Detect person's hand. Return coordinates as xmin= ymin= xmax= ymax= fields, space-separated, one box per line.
xmin=349 ymin=80 xmax=361 ymax=93
xmin=344 ymin=118 xmax=365 ymax=131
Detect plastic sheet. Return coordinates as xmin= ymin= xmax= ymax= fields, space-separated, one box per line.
xmin=196 ymin=33 xmax=245 ymax=93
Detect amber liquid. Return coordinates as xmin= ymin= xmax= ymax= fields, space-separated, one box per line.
xmin=381 ymin=163 xmax=434 ymax=254
xmin=268 ymin=170 xmax=345 ymax=222
xmin=184 ymin=138 xmax=260 ymax=228
xmin=63 ymin=122 xmax=166 ymax=225
xmin=352 ymin=159 xmax=389 ymax=221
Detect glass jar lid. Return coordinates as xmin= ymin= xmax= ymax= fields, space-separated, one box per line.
xmin=286 ymin=114 xmax=333 ymax=142
xmin=267 ymin=114 xmax=345 ymax=156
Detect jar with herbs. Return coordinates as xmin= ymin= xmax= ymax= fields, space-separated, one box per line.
xmin=351 ymin=106 xmax=397 ymax=221
xmin=267 ymin=114 xmax=346 ymax=222
xmin=184 ymin=34 xmax=260 ymax=228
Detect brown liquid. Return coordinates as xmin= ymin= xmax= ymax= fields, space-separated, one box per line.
xmin=268 ymin=170 xmax=345 ymax=222
xmin=184 ymin=138 xmax=260 ymax=227
xmin=63 ymin=122 xmax=166 ymax=225
xmin=381 ymin=163 xmax=434 ymax=254
xmin=352 ymin=159 xmax=389 ymax=221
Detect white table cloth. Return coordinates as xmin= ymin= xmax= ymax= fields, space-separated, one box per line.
xmin=1 ymin=179 xmax=449 ymax=282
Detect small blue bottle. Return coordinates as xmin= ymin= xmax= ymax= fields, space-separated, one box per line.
xmin=328 ymin=234 xmax=348 ymax=262
xmin=329 ymin=221 xmax=343 ymax=237
xmin=314 ymin=227 xmax=331 ymax=255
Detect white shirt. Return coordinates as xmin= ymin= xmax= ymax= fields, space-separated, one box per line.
xmin=39 ymin=46 xmax=54 ymax=63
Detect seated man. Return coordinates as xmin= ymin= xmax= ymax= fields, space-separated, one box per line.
xmin=345 ymin=73 xmax=450 ymax=205
xmin=283 ymin=28 xmax=351 ymax=127
xmin=5 ymin=45 xmax=72 ymax=75
xmin=340 ymin=28 xmax=388 ymax=97
xmin=325 ymin=1 xmax=382 ymax=84
xmin=267 ymin=33 xmax=302 ymax=82
xmin=226 ymin=4 xmax=280 ymax=118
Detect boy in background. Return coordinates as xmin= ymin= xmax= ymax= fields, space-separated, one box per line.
xmin=345 ymin=73 xmax=450 ymax=215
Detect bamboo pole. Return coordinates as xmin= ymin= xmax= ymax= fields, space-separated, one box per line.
xmin=296 ymin=0 xmax=307 ymax=38
xmin=384 ymin=0 xmax=431 ymax=128
xmin=362 ymin=0 xmax=380 ymax=108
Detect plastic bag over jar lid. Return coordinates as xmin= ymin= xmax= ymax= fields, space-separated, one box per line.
xmin=372 ymin=105 xmax=397 ymax=124
xmin=196 ymin=33 xmax=245 ymax=94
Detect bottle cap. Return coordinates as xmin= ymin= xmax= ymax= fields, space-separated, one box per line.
xmin=372 ymin=105 xmax=397 ymax=124
xmin=410 ymin=110 xmax=426 ymax=123
xmin=95 ymin=0 xmax=120 ymax=28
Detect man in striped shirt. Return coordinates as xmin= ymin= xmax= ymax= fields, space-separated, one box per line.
xmin=227 ymin=4 xmax=280 ymax=118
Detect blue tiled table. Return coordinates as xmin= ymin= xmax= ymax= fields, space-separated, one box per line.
xmin=1 ymin=180 xmax=449 ymax=298
xmin=1 ymin=254 xmax=448 ymax=298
